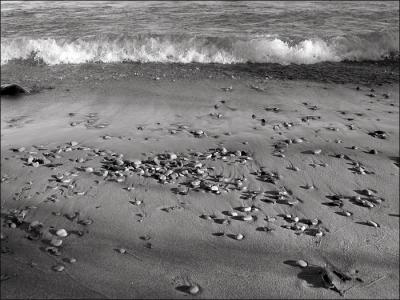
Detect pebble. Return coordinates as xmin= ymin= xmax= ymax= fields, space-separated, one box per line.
xmin=241 ymin=206 xmax=252 ymax=212
xmin=313 ymin=149 xmax=322 ymax=155
xmin=296 ymin=260 xmax=308 ymax=268
xmin=53 ymin=264 xmax=65 ymax=272
xmin=293 ymin=138 xmax=303 ymax=144
xmin=117 ymin=248 xmax=127 ymax=254
xmin=367 ymin=220 xmax=379 ymax=228
xmin=18 ymin=147 xmax=26 ymax=152
xmin=242 ymin=215 xmax=253 ymax=221
xmin=234 ymin=233 xmax=244 ymax=240
xmin=56 ymin=229 xmax=68 ymax=238
xmin=228 ymin=211 xmax=238 ymax=217
xmin=85 ymin=167 xmax=94 ymax=173
xmin=70 ymin=141 xmax=78 ymax=146
xmin=369 ymin=149 xmax=378 ymax=155
xmin=189 ymin=285 xmax=200 ymax=295
xmin=67 ymin=257 xmax=77 ymax=264
xmin=315 ymin=231 xmax=323 ymax=237
xmin=50 ymin=238 xmax=63 ymax=247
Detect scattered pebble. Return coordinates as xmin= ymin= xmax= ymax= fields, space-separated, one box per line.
xmin=296 ymin=260 xmax=308 ymax=268
xmin=53 ymin=264 xmax=65 ymax=272
xmin=189 ymin=285 xmax=200 ymax=295
xmin=56 ymin=229 xmax=68 ymax=238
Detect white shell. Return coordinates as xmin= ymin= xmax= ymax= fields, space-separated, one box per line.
xmin=235 ymin=234 xmax=244 ymax=240
xmin=189 ymin=285 xmax=200 ymax=295
xmin=367 ymin=220 xmax=379 ymax=227
xmin=242 ymin=215 xmax=253 ymax=221
xmin=313 ymin=149 xmax=322 ymax=155
xmin=296 ymin=260 xmax=308 ymax=268
xmin=50 ymin=238 xmax=63 ymax=247
xmin=53 ymin=264 xmax=65 ymax=272
xmin=56 ymin=229 xmax=68 ymax=237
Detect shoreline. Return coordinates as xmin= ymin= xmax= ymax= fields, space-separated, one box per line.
xmin=1 ymin=58 xmax=399 ymax=90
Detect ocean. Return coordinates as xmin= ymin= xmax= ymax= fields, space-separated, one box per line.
xmin=1 ymin=1 xmax=399 ymax=65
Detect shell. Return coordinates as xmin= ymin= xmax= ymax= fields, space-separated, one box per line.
xmin=313 ymin=149 xmax=322 ymax=155
xmin=56 ymin=229 xmax=68 ymax=238
xmin=235 ymin=233 xmax=244 ymax=240
xmin=50 ymin=238 xmax=63 ymax=247
xmin=367 ymin=220 xmax=379 ymax=227
xmin=53 ymin=264 xmax=65 ymax=272
xmin=242 ymin=215 xmax=253 ymax=221
xmin=242 ymin=206 xmax=252 ymax=212
xmin=189 ymin=285 xmax=200 ymax=295
xmin=296 ymin=260 xmax=308 ymax=268
xmin=68 ymin=258 xmax=77 ymax=264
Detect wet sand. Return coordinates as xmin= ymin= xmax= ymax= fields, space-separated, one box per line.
xmin=1 ymin=62 xmax=399 ymax=299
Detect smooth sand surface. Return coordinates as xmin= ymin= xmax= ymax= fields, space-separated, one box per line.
xmin=1 ymin=63 xmax=399 ymax=299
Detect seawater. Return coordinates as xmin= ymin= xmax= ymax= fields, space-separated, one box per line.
xmin=1 ymin=1 xmax=399 ymax=65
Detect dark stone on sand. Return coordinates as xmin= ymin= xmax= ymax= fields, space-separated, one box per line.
xmin=1 ymin=83 xmax=29 ymax=96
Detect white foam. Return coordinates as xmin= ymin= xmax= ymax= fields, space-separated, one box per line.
xmin=1 ymin=31 xmax=398 ymax=65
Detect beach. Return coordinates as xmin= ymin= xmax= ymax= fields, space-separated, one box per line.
xmin=1 ymin=60 xmax=399 ymax=298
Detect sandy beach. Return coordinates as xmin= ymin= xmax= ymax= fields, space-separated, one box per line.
xmin=0 ymin=60 xmax=399 ymax=299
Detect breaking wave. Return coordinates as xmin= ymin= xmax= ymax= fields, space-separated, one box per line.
xmin=1 ymin=31 xmax=398 ymax=65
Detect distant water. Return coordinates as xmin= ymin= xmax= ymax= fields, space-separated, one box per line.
xmin=1 ymin=1 xmax=399 ymax=65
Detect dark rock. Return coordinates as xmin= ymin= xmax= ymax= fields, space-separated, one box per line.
xmin=1 ymin=84 xmax=29 ymax=96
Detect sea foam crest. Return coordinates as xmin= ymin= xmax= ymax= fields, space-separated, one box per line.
xmin=1 ymin=31 xmax=398 ymax=65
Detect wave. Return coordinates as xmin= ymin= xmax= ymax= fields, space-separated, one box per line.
xmin=1 ymin=31 xmax=398 ymax=66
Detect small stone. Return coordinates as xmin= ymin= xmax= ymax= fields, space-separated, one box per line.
xmin=191 ymin=180 xmax=201 ymax=188
xmin=56 ymin=229 xmax=68 ymax=238
xmin=210 ymin=185 xmax=219 ymax=192
xmin=369 ymin=149 xmax=378 ymax=155
xmin=293 ymin=217 xmax=299 ymax=222
xmin=32 ymin=162 xmax=40 ymax=168
xmin=242 ymin=215 xmax=253 ymax=221
xmin=70 ymin=141 xmax=78 ymax=146
xmin=234 ymin=233 xmax=244 ymax=240
xmin=242 ymin=206 xmax=252 ymax=212
xmin=85 ymin=167 xmax=94 ymax=173
xmin=343 ymin=211 xmax=352 ymax=217
xmin=315 ymin=231 xmax=323 ymax=237
xmin=367 ymin=220 xmax=379 ymax=228
xmin=313 ymin=149 xmax=322 ymax=155
xmin=67 ymin=257 xmax=77 ymax=264
xmin=53 ymin=264 xmax=65 ymax=272
xmin=117 ymin=248 xmax=126 ymax=254
xmin=189 ymin=285 xmax=200 ymax=295
xmin=293 ymin=138 xmax=303 ymax=144
xmin=229 ymin=211 xmax=238 ymax=217
xmin=18 ymin=147 xmax=26 ymax=152
xmin=50 ymin=238 xmax=63 ymax=247
xmin=168 ymin=153 xmax=177 ymax=160
xmin=296 ymin=260 xmax=308 ymax=268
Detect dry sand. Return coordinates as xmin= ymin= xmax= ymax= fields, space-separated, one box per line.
xmin=1 ymin=62 xmax=399 ymax=299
